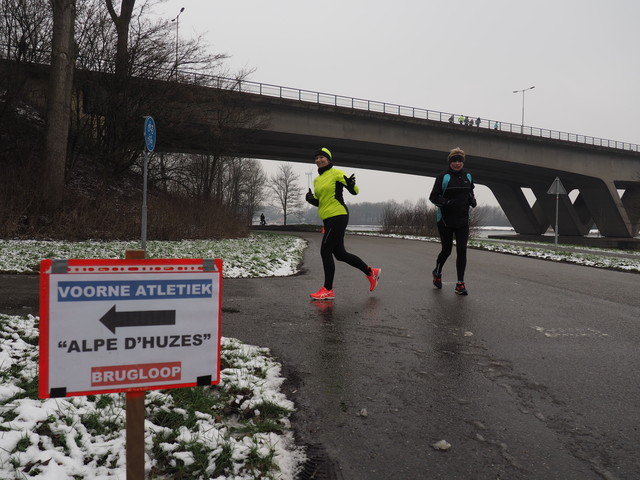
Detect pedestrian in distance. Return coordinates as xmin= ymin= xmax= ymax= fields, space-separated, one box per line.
xmin=260 ymin=213 xmax=266 ymax=226
xmin=305 ymin=147 xmax=381 ymax=301
xmin=448 ymin=115 xmax=454 ymax=123
xmin=458 ymin=115 xmax=464 ymax=124
xmin=475 ymin=117 xmax=481 ymax=127
xmin=429 ymin=147 xmax=477 ymax=295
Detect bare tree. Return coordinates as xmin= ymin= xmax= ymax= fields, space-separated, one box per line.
xmin=242 ymin=159 xmax=267 ymax=225
xmin=269 ymin=163 xmax=303 ymax=226
xmin=104 ymin=0 xmax=134 ymax=78
xmin=222 ymin=157 xmax=266 ymax=224
xmin=1 ymin=0 xmax=266 ymax=237
xmin=42 ymin=0 xmax=76 ymax=212
xmin=0 ymin=0 xmax=53 ymax=63
xmin=75 ymin=0 xmax=234 ymax=174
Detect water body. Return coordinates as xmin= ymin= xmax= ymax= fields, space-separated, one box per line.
xmin=347 ymin=225 xmax=516 ymax=238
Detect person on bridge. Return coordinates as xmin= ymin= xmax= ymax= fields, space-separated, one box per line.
xmin=429 ymin=147 xmax=477 ymax=295
xmin=305 ymin=147 xmax=381 ymax=301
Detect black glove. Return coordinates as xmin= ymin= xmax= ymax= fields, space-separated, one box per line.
xmin=344 ymin=174 xmax=356 ymax=193
xmin=468 ymin=193 xmax=477 ymax=208
xmin=306 ymin=188 xmax=319 ymax=206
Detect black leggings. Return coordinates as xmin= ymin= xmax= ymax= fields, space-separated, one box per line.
xmin=321 ymin=215 xmax=369 ymax=290
xmin=435 ymin=222 xmax=469 ymax=282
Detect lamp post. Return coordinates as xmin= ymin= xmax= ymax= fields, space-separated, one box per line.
xmin=512 ymin=85 xmax=535 ymax=133
xmin=171 ymin=7 xmax=185 ymax=80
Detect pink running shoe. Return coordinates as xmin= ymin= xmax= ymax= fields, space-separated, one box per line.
xmin=367 ymin=267 xmax=381 ymax=292
xmin=310 ymin=286 xmax=335 ymax=300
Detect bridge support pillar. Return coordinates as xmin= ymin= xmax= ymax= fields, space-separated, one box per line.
xmin=531 ymin=188 xmax=591 ymax=236
xmin=576 ymin=179 xmax=634 ymax=237
xmin=620 ymin=184 xmax=640 ymax=237
xmin=486 ymin=182 xmax=548 ymax=234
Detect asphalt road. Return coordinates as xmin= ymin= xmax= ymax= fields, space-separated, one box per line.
xmin=2 ymin=233 xmax=639 ymax=480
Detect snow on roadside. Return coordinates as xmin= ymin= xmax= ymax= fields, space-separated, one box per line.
xmin=0 ymin=233 xmax=306 ymax=276
xmin=0 ymin=314 xmax=306 ymax=480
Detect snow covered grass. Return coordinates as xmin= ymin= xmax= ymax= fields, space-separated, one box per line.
xmin=0 ymin=232 xmax=308 ymax=479
xmin=0 ymin=232 xmax=306 ymax=277
xmin=0 ymin=315 xmax=305 ymax=480
xmin=468 ymin=238 xmax=640 ymax=272
xmin=0 ymin=230 xmax=637 ymax=479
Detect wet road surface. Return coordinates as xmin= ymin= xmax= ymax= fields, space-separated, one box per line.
xmin=222 ymin=233 xmax=640 ymax=480
xmin=2 ymin=233 xmax=640 ymax=479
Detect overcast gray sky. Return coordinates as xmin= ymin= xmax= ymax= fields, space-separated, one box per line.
xmin=153 ymin=0 xmax=640 ymax=206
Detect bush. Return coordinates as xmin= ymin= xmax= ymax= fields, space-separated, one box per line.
xmin=381 ymin=200 xmax=439 ymax=236
xmin=0 ymin=161 xmax=248 ymax=241
xmin=381 ymin=199 xmax=481 ymax=237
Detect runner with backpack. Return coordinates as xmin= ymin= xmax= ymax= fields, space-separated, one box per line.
xmin=429 ymin=147 xmax=477 ymax=295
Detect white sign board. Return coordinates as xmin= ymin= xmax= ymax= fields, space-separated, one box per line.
xmin=39 ymin=258 xmax=222 ymax=398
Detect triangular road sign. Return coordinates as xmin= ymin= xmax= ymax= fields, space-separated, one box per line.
xmin=547 ymin=177 xmax=567 ymax=195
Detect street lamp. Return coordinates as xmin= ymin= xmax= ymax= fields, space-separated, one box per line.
xmin=513 ymin=85 xmax=535 ymax=133
xmin=171 ymin=7 xmax=185 ymax=79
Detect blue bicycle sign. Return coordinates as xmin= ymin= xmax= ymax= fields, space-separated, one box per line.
xmin=144 ymin=116 xmax=156 ymax=152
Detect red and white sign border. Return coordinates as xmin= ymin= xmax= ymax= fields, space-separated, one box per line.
xmin=39 ymin=258 xmax=223 ymax=398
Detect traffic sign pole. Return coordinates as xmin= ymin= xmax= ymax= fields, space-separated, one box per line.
xmin=547 ymin=177 xmax=568 ymax=250
xmin=554 ymin=193 xmax=560 ymax=249
xmin=142 ymin=152 xmax=148 ymax=251
xmin=142 ymin=117 xmax=156 ymax=252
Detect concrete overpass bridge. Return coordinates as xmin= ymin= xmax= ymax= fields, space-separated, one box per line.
xmin=155 ymin=73 xmax=640 ymax=239
xmin=4 ymin=60 xmax=640 ymax=238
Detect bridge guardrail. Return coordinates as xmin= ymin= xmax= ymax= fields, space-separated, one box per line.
xmin=175 ymin=69 xmax=639 ymax=153
xmin=2 ymin=52 xmax=637 ymax=153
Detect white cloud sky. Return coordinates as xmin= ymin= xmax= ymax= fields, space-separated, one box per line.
xmin=153 ymin=0 xmax=640 ymax=206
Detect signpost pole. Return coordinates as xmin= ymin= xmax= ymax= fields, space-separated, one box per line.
xmin=554 ymin=192 xmax=560 ymax=249
xmin=142 ymin=152 xmax=148 ymax=251
xmin=125 ymin=248 xmax=146 ymax=480
xmin=126 ymin=391 xmax=145 ymax=480
xmin=142 ymin=116 xmax=156 ymax=252
xmin=547 ymin=177 xmax=567 ymax=250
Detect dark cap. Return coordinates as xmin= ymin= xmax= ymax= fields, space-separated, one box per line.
xmin=314 ymin=147 xmax=332 ymax=161
xmin=447 ymin=147 xmax=465 ymax=163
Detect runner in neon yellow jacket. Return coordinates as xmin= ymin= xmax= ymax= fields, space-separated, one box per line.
xmin=311 ymin=162 xmax=358 ymax=219
xmin=305 ymin=147 xmax=381 ymax=301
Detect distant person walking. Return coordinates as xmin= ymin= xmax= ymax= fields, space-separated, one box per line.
xmin=429 ymin=147 xmax=476 ymax=295
xmin=305 ymin=147 xmax=381 ymax=300
xmin=260 ymin=213 xmax=266 ymax=226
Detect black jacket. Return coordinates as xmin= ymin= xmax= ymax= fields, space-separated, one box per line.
xmin=429 ymin=168 xmax=475 ymax=228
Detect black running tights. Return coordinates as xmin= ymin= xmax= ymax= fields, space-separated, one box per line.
xmin=321 ymin=215 xmax=369 ymax=290
xmin=435 ymin=223 xmax=469 ymax=282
